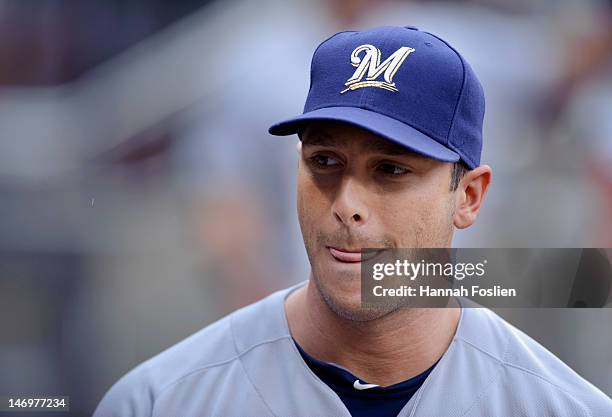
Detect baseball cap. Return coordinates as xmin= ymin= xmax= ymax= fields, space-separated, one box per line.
xmin=268 ymin=26 xmax=485 ymax=169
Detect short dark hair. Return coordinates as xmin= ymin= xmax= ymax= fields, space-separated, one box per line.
xmin=450 ymin=161 xmax=469 ymax=191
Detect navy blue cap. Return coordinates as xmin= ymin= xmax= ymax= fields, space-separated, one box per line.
xmin=268 ymin=26 xmax=485 ymax=169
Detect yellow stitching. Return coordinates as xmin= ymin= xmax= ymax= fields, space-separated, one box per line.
xmin=340 ymin=81 xmax=398 ymax=94
xmin=342 ymin=45 xmax=416 ymax=93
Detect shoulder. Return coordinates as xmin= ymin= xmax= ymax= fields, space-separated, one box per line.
xmin=92 ymin=285 xmax=295 ymax=417
xmin=455 ymin=303 xmax=612 ymax=416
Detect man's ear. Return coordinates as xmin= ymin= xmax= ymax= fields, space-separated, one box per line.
xmin=296 ymin=140 xmax=302 ymax=155
xmin=453 ymin=165 xmax=492 ymax=229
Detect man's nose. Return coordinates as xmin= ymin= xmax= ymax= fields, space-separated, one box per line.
xmin=331 ymin=177 xmax=370 ymax=227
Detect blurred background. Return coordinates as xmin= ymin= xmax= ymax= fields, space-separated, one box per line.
xmin=0 ymin=0 xmax=611 ymax=415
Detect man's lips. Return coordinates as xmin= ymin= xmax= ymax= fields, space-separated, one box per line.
xmin=327 ymin=246 xmax=384 ymax=263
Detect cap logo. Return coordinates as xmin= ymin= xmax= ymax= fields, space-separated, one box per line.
xmin=341 ymin=44 xmax=415 ymax=94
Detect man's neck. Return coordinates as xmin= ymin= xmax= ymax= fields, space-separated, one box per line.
xmin=285 ymin=278 xmax=461 ymax=387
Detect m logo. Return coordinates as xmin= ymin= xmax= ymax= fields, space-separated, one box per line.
xmin=341 ymin=44 xmax=415 ymax=94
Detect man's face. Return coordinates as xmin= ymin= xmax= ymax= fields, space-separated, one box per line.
xmin=297 ymin=121 xmax=457 ymax=321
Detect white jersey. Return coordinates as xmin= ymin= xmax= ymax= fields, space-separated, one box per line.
xmin=94 ymin=281 xmax=612 ymax=417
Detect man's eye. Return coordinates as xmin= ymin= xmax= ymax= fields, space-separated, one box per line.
xmin=310 ymin=155 xmax=341 ymax=167
xmin=377 ymin=163 xmax=409 ymax=176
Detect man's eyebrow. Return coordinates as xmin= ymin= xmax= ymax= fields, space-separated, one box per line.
xmin=301 ymin=130 xmax=348 ymax=147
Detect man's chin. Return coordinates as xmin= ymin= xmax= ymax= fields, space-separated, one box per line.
xmin=324 ymin=296 xmax=396 ymax=322
xmin=312 ymin=273 xmax=396 ymax=322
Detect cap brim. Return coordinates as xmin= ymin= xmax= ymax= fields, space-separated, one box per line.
xmin=268 ymin=107 xmax=460 ymax=163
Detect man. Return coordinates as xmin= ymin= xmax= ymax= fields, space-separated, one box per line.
xmin=93 ymin=26 xmax=612 ymax=417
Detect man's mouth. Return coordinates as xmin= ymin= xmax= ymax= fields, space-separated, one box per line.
xmin=327 ymin=246 xmax=384 ymax=263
